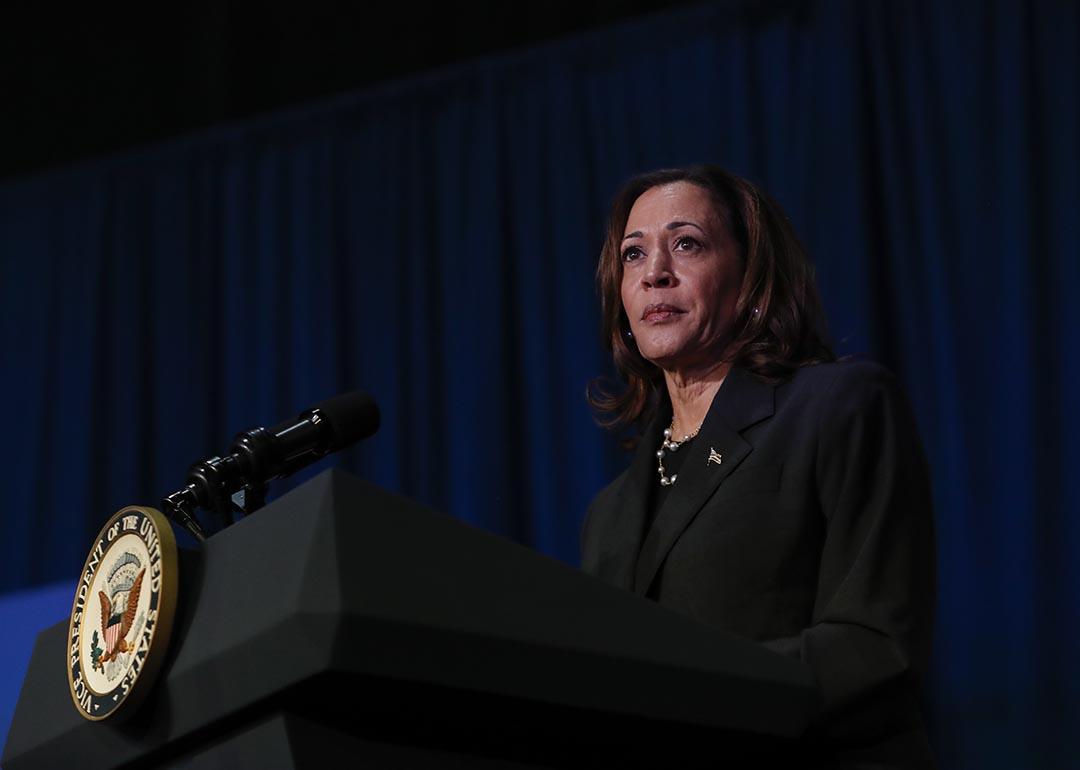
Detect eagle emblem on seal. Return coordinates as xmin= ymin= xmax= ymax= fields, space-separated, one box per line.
xmin=68 ymin=506 xmax=179 ymax=721
xmin=95 ymin=551 xmax=146 ymax=671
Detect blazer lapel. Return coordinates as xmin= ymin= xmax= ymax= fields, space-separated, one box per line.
xmin=632 ymin=366 xmax=776 ymax=596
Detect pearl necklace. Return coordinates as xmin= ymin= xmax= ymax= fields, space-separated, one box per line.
xmin=656 ymin=421 xmax=702 ymax=486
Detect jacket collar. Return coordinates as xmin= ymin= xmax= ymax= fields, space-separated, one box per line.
xmin=630 ymin=365 xmax=776 ymax=595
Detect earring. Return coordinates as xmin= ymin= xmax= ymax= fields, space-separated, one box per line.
xmin=753 ymin=307 xmax=760 ymax=315
xmin=624 ymin=328 xmax=634 ymax=339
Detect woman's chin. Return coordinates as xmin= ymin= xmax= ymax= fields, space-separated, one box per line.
xmin=636 ymin=343 xmax=688 ymax=371
xmin=636 ymin=339 xmax=730 ymax=376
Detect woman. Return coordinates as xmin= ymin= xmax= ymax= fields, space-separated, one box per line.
xmin=581 ymin=165 xmax=936 ymax=766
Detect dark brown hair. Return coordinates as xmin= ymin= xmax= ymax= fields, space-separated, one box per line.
xmin=588 ymin=165 xmax=835 ymax=431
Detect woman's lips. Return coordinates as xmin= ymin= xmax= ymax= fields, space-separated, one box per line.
xmin=641 ymin=304 xmax=685 ymax=322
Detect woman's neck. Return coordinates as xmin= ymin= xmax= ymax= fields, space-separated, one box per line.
xmin=663 ymin=360 xmax=732 ymax=437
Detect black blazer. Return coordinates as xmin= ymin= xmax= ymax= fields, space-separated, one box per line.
xmin=581 ymin=360 xmax=937 ymax=767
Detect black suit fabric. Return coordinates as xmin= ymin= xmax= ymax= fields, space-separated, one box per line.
xmin=581 ymin=360 xmax=937 ymax=767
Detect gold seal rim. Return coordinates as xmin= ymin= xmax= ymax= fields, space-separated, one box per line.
xmin=66 ymin=506 xmax=179 ymax=722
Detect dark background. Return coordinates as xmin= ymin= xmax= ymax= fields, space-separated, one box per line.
xmin=1 ymin=2 xmax=694 ymax=180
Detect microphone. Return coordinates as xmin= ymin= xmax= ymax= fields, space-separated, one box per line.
xmin=229 ymin=390 xmax=380 ymax=483
xmin=162 ymin=391 xmax=380 ymax=539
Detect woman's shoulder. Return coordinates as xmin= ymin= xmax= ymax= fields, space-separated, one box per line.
xmin=580 ymin=467 xmax=630 ymax=563
xmin=776 ymin=357 xmax=921 ymax=448
xmin=774 ymin=357 xmax=916 ymax=430
xmin=784 ymin=356 xmax=904 ymax=400
xmin=586 ymin=467 xmax=629 ymax=516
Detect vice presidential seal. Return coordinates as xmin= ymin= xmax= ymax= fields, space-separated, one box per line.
xmin=67 ymin=506 xmax=178 ymax=721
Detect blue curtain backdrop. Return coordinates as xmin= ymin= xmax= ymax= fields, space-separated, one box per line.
xmin=1 ymin=1 xmax=1077 ymax=766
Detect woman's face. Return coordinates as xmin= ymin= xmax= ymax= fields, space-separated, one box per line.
xmin=619 ymin=181 xmax=743 ymax=372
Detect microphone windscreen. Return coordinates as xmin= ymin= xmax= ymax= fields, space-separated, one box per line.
xmin=311 ymin=391 xmax=380 ymax=450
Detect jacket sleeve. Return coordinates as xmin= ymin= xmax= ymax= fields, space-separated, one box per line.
xmin=762 ymin=363 xmax=936 ymax=741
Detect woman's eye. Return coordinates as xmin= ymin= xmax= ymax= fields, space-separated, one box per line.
xmin=621 ymin=246 xmax=643 ymax=262
xmin=674 ymin=235 xmax=701 ymax=251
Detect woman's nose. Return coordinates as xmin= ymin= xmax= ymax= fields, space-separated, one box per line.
xmin=642 ymin=251 xmax=674 ymax=288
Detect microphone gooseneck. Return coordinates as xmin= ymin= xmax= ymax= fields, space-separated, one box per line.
xmin=162 ymin=391 xmax=380 ymax=540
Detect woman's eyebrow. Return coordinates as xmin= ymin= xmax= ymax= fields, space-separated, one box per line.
xmin=666 ymin=220 xmax=705 ymax=234
xmin=622 ymin=221 xmax=705 ymax=242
